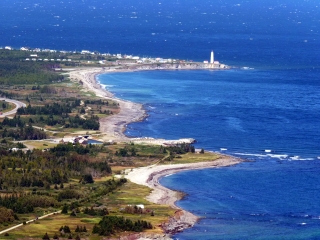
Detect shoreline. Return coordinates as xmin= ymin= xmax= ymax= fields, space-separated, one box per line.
xmin=68 ymin=67 xmax=147 ymax=141
xmin=125 ymin=156 xmax=242 ymax=235
xmin=68 ymin=66 xmax=217 ymax=144
xmin=67 ymin=66 xmax=242 ymax=237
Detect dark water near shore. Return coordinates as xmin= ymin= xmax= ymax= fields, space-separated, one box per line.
xmin=2 ymin=0 xmax=320 ymax=238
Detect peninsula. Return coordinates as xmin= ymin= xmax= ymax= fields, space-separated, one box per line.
xmin=0 ymin=47 xmax=240 ymax=239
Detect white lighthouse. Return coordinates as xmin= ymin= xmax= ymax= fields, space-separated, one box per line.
xmin=210 ymin=50 xmax=214 ymax=64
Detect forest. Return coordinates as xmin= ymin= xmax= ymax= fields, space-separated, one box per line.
xmin=0 ymin=143 xmax=115 ymax=218
xmin=0 ymin=60 xmax=64 ymax=85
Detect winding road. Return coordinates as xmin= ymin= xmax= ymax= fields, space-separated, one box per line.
xmin=0 ymin=98 xmax=26 ymax=118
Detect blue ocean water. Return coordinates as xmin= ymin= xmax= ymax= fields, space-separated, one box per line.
xmin=162 ymin=160 xmax=320 ymax=240
xmin=98 ymin=67 xmax=320 ymax=238
xmin=1 ymin=0 xmax=320 ymax=238
xmin=99 ymin=69 xmax=320 ymax=159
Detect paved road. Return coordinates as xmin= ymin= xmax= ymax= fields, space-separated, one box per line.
xmin=0 ymin=211 xmax=61 ymax=235
xmin=0 ymin=98 xmax=26 ymax=118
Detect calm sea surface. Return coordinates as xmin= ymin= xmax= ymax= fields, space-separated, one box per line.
xmin=2 ymin=0 xmax=320 ymax=238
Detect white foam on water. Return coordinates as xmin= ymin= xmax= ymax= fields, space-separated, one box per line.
xmin=266 ymin=154 xmax=289 ymax=159
xmin=234 ymin=152 xmax=268 ymax=158
xmin=291 ymin=157 xmax=315 ymax=161
xmin=97 ymin=80 xmax=114 ymax=89
xmin=298 ymin=223 xmax=307 ymax=226
xmin=234 ymin=152 xmax=317 ymax=161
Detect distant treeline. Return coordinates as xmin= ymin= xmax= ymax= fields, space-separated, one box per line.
xmin=0 ymin=61 xmax=64 ymax=85
xmin=0 ymin=49 xmax=64 ymax=85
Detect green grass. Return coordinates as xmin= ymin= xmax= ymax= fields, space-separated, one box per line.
xmin=163 ymin=152 xmax=221 ymax=164
xmin=6 ymin=181 xmax=173 ymax=238
xmin=6 ymin=214 xmax=96 ymax=239
xmin=22 ymin=140 xmax=57 ymax=150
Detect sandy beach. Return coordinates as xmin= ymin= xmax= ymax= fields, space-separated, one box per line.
xmin=67 ymin=67 xmax=242 ymax=237
xmin=125 ymin=156 xmax=242 ymax=234
xmin=68 ymin=67 xmax=147 ymax=141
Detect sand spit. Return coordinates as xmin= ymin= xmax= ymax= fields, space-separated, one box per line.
xmin=126 ymin=156 xmax=242 ymax=235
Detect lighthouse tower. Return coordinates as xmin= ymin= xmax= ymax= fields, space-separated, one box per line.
xmin=210 ymin=50 xmax=214 ymax=64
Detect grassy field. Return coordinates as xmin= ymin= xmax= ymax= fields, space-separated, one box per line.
xmin=22 ymin=140 xmax=58 ymax=150
xmin=4 ymin=180 xmax=174 ymax=239
xmin=3 ymin=214 xmax=99 ymax=239
xmin=167 ymin=152 xmax=221 ymax=164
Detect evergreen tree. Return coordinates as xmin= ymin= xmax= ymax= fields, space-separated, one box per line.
xmin=61 ymin=205 xmax=68 ymax=214
xmin=63 ymin=225 xmax=71 ymax=233
xmin=42 ymin=232 xmax=50 ymax=240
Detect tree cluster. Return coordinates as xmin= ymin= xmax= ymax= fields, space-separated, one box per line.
xmin=83 ymin=206 xmax=109 ymax=216
xmin=1 ymin=125 xmax=47 ymax=140
xmin=57 ymin=189 xmax=83 ymax=201
xmin=92 ymin=216 xmax=153 ymax=236
xmin=0 ymin=60 xmax=64 ymax=85
xmin=84 ymin=99 xmax=109 ymax=105
xmin=165 ymin=143 xmax=195 ymax=154
xmin=17 ymin=103 xmax=73 ymax=115
xmin=0 ymin=50 xmax=65 ymax=85
xmin=0 ymin=145 xmax=112 ymax=192
xmin=0 ymin=193 xmax=57 ymax=213
xmin=115 ymin=147 xmax=137 ymax=157
xmin=65 ymin=115 xmax=100 ymax=130
xmin=16 ymin=101 xmax=99 ymax=130
xmin=75 ymin=225 xmax=87 ymax=233
xmin=0 ymin=206 xmax=17 ymax=224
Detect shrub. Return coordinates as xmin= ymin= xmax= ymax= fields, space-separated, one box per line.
xmin=42 ymin=232 xmax=50 ymax=240
xmin=61 ymin=205 xmax=68 ymax=214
